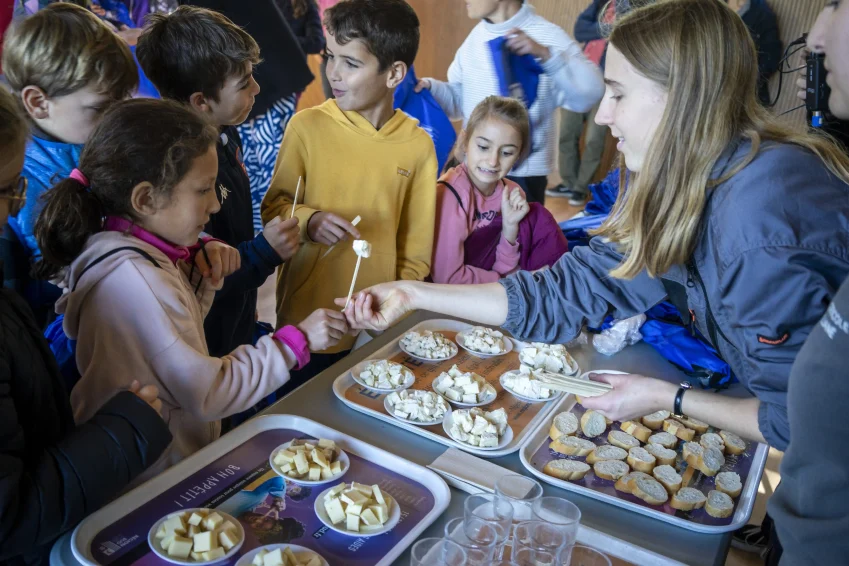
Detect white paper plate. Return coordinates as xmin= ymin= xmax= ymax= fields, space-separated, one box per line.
xmin=148 ymin=509 xmax=244 ymax=565
xmin=442 ymin=409 xmax=514 ymax=451
xmin=398 ymin=333 xmax=459 ymax=362
xmin=499 ymin=370 xmax=563 ymax=403
xmin=432 ymin=373 xmax=497 ymax=407
xmin=383 ymin=392 xmax=446 ymax=426
xmin=455 ymin=329 xmax=514 ymax=358
xmin=235 ymin=544 xmax=329 ymax=566
xmin=349 ymin=359 xmax=415 ymax=393
xmin=314 ymin=486 xmax=401 ymax=537
xmin=269 ymin=441 xmax=350 ymax=486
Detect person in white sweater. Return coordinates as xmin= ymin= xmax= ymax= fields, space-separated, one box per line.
xmin=417 ymin=0 xmax=604 ymax=204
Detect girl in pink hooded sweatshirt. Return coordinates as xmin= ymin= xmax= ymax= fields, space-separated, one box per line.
xmin=430 ymin=96 xmax=568 ymax=284
xmin=34 ymin=99 xmax=349 ymax=482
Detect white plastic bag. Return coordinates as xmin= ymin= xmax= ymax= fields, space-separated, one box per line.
xmin=593 ymin=314 xmax=647 ymax=356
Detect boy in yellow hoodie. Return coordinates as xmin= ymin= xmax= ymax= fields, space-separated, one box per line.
xmin=261 ymin=0 xmax=437 ymax=386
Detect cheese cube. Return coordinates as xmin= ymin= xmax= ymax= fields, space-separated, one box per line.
xmin=252 ymin=550 xmax=266 ymax=566
xmin=326 ymin=483 xmax=347 ymax=499
xmin=462 ymin=381 xmax=481 ymax=395
xmin=187 ymin=511 xmax=205 ymax=527
xmin=445 ymin=388 xmax=462 ymax=401
xmin=346 ymin=514 xmax=361 ymax=532
xmin=321 ymin=466 xmax=334 ymax=480
xmin=202 ymin=512 xmax=224 ymax=531
xmin=292 ymin=444 xmax=306 ymax=452
xmin=294 ymin=451 xmax=310 ymax=475
xmin=155 ymin=524 xmax=167 ymax=539
xmin=370 ymin=503 xmax=389 ymax=524
xmin=283 ymin=547 xmax=298 ymax=565
xmin=361 ymin=523 xmax=385 ymax=533
xmin=304 ymin=443 xmax=315 ymax=451
xmin=220 ymin=520 xmax=238 ymax=534
xmin=352 ymin=482 xmax=373 ymax=495
xmin=160 ymin=535 xmax=175 ymax=551
xmin=372 ymin=485 xmax=387 ymax=505
xmin=167 ymin=536 xmax=193 ymax=559
xmin=341 ymin=489 xmax=368 ymax=506
xmin=219 ymin=528 xmax=239 ymax=551
xmin=262 ymin=549 xmax=286 ymax=566
xmin=462 ymin=394 xmax=478 ymax=404
xmin=318 ymin=439 xmax=336 ymax=450
xmin=281 ymin=462 xmax=293 ymax=473
xmin=360 ymin=508 xmax=379 ymax=526
xmin=203 ymin=548 xmax=226 ymax=561
xmin=312 ymin=448 xmax=329 ymax=469
xmin=346 ymin=502 xmax=364 ymax=516
xmin=193 ymin=530 xmax=217 ymax=553
xmin=274 ymin=449 xmax=296 ymax=465
xmin=331 ymin=461 xmax=342 ymax=475
xmin=191 ymin=552 xmax=204 ymax=561
xmin=163 ymin=515 xmax=187 ymax=535
xmin=325 ymin=497 xmax=346 ymax=524
xmin=187 ymin=524 xmax=200 ymax=537
xmin=308 ymin=465 xmax=321 ymax=481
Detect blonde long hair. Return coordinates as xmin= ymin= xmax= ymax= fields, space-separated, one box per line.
xmin=596 ymin=0 xmax=849 ymax=279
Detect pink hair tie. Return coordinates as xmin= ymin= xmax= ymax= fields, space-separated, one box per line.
xmin=69 ymin=168 xmax=90 ymax=187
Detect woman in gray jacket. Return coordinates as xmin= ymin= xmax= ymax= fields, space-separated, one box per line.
xmin=338 ymin=0 xmax=849 ymax=453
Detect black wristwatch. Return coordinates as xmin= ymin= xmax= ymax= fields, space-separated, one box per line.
xmin=673 ymin=381 xmax=692 ymax=419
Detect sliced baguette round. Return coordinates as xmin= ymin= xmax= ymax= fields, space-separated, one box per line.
xmin=549 ymin=412 xmax=580 ymax=440
xmin=632 ymin=476 xmax=669 ymax=505
xmin=700 ymin=433 xmax=726 ymax=453
xmin=608 ymin=430 xmax=641 ymax=450
xmin=715 ymin=471 xmax=742 ymax=498
xmin=641 ymin=410 xmax=671 ymax=430
xmin=648 ymin=431 xmax=678 ymax=449
xmin=550 ymin=435 xmax=596 ymax=457
xmin=620 ymin=420 xmax=652 ymax=443
xmin=645 ymin=443 xmax=677 ymax=466
xmin=580 ymin=410 xmax=608 ymax=438
xmin=663 ymin=419 xmax=696 ymax=441
xmin=544 ymin=459 xmax=591 ymax=481
xmin=705 ymin=490 xmax=735 ymax=518
xmin=652 ymin=464 xmax=683 ymax=495
xmin=719 ymin=430 xmax=747 ymax=455
xmin=696 ymin=447 xmax=726 ymax=477
xmin=682 ymin=442 xmax=704 ymax=467
xmin=626 ymin=446 xmax=657 ymax=473
xmin=614 ymin=471 xmax=652 ymax=494
xmin=670 ymin=487 xmax=707 ymax=511
xmin=586 ymin=445 xmax=628 ymax=464
xmin=593 ymin=460 xmax=630 ymax=481
xmin=681 ymin=416 xmax=710 ymax=434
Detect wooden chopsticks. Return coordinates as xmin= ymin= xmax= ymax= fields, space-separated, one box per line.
xmin=534 ymin=370 xmax=613 ymax=397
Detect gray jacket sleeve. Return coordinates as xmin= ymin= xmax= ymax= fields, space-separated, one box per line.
xmin=498 ymin=237 xmax=667 ymax=343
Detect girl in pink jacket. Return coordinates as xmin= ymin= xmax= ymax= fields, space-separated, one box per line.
xmin=33 ymin=99 xmax=349 ymax=482
xmin=430 ymin=96 xmax=568 ymax=284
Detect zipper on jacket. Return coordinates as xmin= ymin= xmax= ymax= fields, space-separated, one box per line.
xmin=686 ymin=259 xmax=736 ymax=351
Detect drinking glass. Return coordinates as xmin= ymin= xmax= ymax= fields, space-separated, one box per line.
xmin=532 ymin=496 xmax=581 ymax=547
xmin=559 ymin=545 xmax=612 ymax=566
xmin=495 ymin=474 xmax=543 ymax=523
xmin=410 ymin=538 xmax=467 ymax=566
xmin=443 ymin=517 xmax=498 ymax=564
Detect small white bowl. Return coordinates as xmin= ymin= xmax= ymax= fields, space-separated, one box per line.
xmin=235 ymin=544 xmax=329 ymax=566
xmin=499 ymin=370 xmax=563 ymax=403
xmin=442 ymin=409 xmax=514 ymax=451
xmin=269 ymin=441 xmax=350 ymax=486
xmin=455 ymin=329 xmax=514 ymax=358
xmin=432 ymin=373 xmax=497 ymax=407
xmin=383 ymin=392 xmax=446 ymax=426
xmin=350 ymin=359 xmax=416 ymax=393
xmin=398 ymin=333 xmax=459 ymax=362
xmin=148 ymin=509 xmax=244 ymax=565
xmin=314 ymin=486 xmax=401 ymax=537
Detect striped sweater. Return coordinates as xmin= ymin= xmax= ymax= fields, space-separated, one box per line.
xmin=428 ymin=3 xmax=604 ymax=177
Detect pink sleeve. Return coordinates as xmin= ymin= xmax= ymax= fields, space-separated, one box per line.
xmin=430 ymin=186 xmax=502 ymax=285
xmin=493 ymin=235 xmax=521 ymax=276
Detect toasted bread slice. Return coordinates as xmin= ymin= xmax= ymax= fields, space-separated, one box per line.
xmin=626 ymin=446 xmax=657 ymax=473
xmin=652 ymin=464 xmax=683 ymax=495
xmin=608 ymin=430 xmax=641 ymax=450
xmin=682 ymin=442 xmax=704 ymax=467
xmin=544 ymin=459 xmax=591 ymax=481
xmin=585 ymin=445 xmax=627 ymax=464
xmin=671 ymin=487 xmax=707 ymax=511
xmin=700 ymin=433 xmax=725 ymax=453
xmin=719 ymin=431 xmax=747 ymax=455
xmin=632 ymin=476 xmax=669 ymax=505
xmin=620 ymin=421 xmax=652 ymax=443
xmin=641 ymin=410 xmax=671 ymax=430
xmin=550 ymin=435 xmax=596 ymax=457
xmin=663 ymin=419 xmax=696 ymax=441
xmin=549 ymin=412 xmax=579 ymax=441
xmin=593 ymin=460 xmax=630 ymax=481
xmin=645 ymin=443 xmax=677 ymax=466
xmin=614 ymin=471 xmax=652 ymax=494
xmin=580 ymin=410 xmax=607 ymax=438
xmin=681 ymin=417 xmax=710 ymax=434
xmin=648 ymin=431 xmax=678 ymax=449
xmin=715 ymin=471 xmax=742 ymax=498
xmin=696 ymin=447 xmax=726 ymax=476
xmin=705 ymin=490 xmax=735 ymax=518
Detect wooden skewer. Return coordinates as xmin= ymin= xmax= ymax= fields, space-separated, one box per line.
xmin=538 ymin=381 xmax=610 ymax=397
xmin=536 ymin=370 xmax=613 ymax=391
xmin=320 ymin=215 xmax=362 ymax=259
xmin=344 ymin=254 xmax=363 ymax=310
xmin=290 ymin=176 xmax=302 ymax=219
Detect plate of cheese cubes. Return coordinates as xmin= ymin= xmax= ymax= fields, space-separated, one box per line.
xmin=432 ymin=365 xmax=497 ymax=407
xmin=384 ymin=389 xmax=448 ymax=425
xmin=236 ymin=544 xmax=327 ymax=566
xmin=149 ymin=509 xmax=243 ymax=565
xmin=399 ymin=330 xmax=458 ymax=362
xmin=455 ymin=326 xmax=513 ymax=358
xmin=314 ymin=481 xmax=400 ymax=537
xmin=499 ymin=367 xmax=561 ymax=403
xmin=350 ymin=359 xmax=415 ymax=393
xmin=519 ymin=342 xmax=580 ymax=375
xmin=444 ymin=407 xmax=513 ymax=450
xmin=269 ymin=438 xmax=349 ymax=485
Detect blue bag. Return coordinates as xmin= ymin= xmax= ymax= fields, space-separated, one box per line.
xmin=393 ymin=65 xmax=456 ymax=174
xmin=486 ymin=36 xmax=543 ymax=108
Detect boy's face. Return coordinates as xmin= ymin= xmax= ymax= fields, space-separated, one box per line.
xmin=325 ymin=33 xmax=397 ymax=114
xmin=464 ymin=0 xmax=502 ymax=20
xmin=26 ymin=83 xmax=116 ymax=145
xmin=203 ymin=64 xmax=260 ymax=127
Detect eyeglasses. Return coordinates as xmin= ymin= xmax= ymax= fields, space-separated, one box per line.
xmin=0 ymin=176 xmax=27 ymax=216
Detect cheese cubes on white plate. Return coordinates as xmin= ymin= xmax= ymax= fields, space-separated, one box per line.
xmin=352 ymin=239 xmax=371 ymax=258
xmin=323 ymin=482 xmax=393 ymax=533
xmin=273 ymin=438 xmax=343 ymax=481
xmin=358 ymin=360 xmax=410 ymax=389
xmin=502 ymin=366 xmax=554 ymax=399
xmin=519 ymin=342 xmax=578 ymax=375
xmin=462 ymin=326 xmax=507 ymax=354
xmin=400 ymin=330 xmax=454 ymax=359
xmin=449 ymin=407 xmax=509 ymax=448
xmin=386 ymin=389 xmax=448 ymax=422
xmin=153 ymin=509 xmax=240 ymax=561
xmin=434 ymin=365 xmax=496 ymax=404
xmin=252 ymin=547 xmax=321 ymax=566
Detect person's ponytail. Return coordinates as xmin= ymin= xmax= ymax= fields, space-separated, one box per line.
xmin=33 ymin=177 xmax=104 ymax=280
